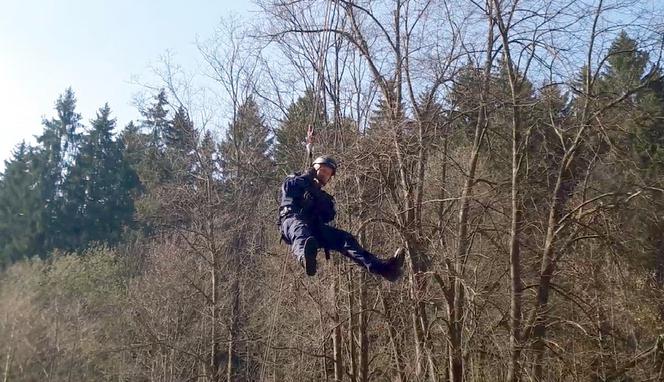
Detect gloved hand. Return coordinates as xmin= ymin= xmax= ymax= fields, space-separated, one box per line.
xmin=316 ymin=191 xmax=336 ymax=223
xmin=300 ymin=191 xmax=315 ymax=217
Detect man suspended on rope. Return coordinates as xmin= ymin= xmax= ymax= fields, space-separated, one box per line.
xmin=278 ymin=155 xmax=405 ymax=282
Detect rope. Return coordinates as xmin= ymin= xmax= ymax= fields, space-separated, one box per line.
xmin=306 ymin=0 xmax=337 ymax=166
xmin=261 ymin=4 xmax=338 ymax=378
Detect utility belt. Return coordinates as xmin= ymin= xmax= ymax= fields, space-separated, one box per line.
xmin=279 ymin=205 xmax=299 ymax=220
xmin=279 ymin=205 xmax=321 ymax=228
xmin=278 ymin=206 xmax=331 ymax=260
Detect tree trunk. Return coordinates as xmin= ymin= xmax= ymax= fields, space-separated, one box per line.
xmin=507 ymin=147 xmax=523 ymax=382
xmin=492 ymin=2 xmax=525 ymax=378
xmin=2 ymin=316 xmax=13 ymax=382
xmin=333 ymin=264 xmax=343 ymax=381
xmin=447 ymin=279 xmax=464 ymax=382
xmin=407 ymin=241 xmax=438 ymax=382
xmin=381 ymin=290 xmax=406 ymax=382
xmin=532 ymin=262 xmax=553 ymax=380
xmin=445 ymin=7 xmax=495 ymax=381
xmin=211 ymin=253 xmax=222 ymax=381
xmin=348 ymin=268 xmax=357 ymax=382
xmin=227 ymin=256 xmax=241 ymax=382
xmin=209 ymin=216 xmax=222 ymax=380
xmin=358 ymin=271 xmax=369 ymax=382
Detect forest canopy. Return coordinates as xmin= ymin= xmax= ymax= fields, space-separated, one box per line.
xmin=2 ymin=1 xmax=664 ymax=381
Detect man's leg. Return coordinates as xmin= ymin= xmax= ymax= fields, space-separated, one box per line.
xmin=281 ymin=215 xmax=319 ymax=275
xmin=318 ymin=225 xmax=386 ymax=274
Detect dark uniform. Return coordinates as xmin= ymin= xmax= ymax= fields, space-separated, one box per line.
xmin=278 ymin=169 xmax=393 ymax=277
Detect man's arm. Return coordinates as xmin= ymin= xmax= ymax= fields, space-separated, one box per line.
xmin=281 ymin=174 xmax=314 ymax=212
xmin=316 ymin=191 xmax=336 ymax=223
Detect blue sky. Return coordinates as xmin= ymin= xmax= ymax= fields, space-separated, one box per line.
xmin=0 ymin=0 xmax=254 ymax=169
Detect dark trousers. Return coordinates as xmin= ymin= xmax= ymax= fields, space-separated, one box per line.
xmin=280 ymin=215 xmax=385 ymax=273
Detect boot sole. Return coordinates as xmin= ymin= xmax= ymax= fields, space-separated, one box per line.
xmin=304 ymin=238 xmax=317 ymax=276
xmin=384 ymin=248 xmax=406 ymax=282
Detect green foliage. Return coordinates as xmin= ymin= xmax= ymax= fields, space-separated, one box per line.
xmin=4 ymin=20 xmax=664 ymax=381
xmin=42 ymin=247 xmax=127 ymax=305
xmin=0 ymin=90 xmax=139 ymax=263
xmin=0 ymin=144 xmax=45 ymax=266
xmin=142 ymin=89 xmax=171 ymax=150
xmin=34 ymin=88 xmax=83 ymax=250
xmin=165 ymin=106 xmax=198 ymax=153
xmin=220 ymin=96 xmax=274 ymax=183
xmin=164 ymin=106 xmax=200 ymax=185
xmin=66 ymin=105 xmax=139 ymax=249
xmin=274 ymin=90 xmax=325 ymax=173
xmin=597 ymin=32 xmax=664 ymax=166
xmin=584 ymin=32 xmax=664 ymax=275
xmin=602 ymin=31 xmax=650 ymax=96
xmin=0 ymin=247 xmax=128 ymax=380
xmin=0 ymin=89 xmax=85 ymax=263
xmin=445 ymin=63 xmax=485 ymax=141
xmin=134 ymin=89 xmax=173 ymax=188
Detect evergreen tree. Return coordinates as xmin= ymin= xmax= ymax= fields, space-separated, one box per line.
xmin=440 ymin=63 xmax=487 ymax=144
xmin=137 ymin=89 xmax=172 ymax=188
xmin=602 ymin=31 xmax=650 ymax=97
xmin=0 ymin=144 xmax=44 ymax=265
xmin=220 ymin=96 xmax=273 ymax=183
xmin=599 ymin=32 xmax=664 ymax=171
xmin=593 ymin=32 xmax=664 ymax=172
xmin=142 ymin=89 xmax=171 ymax=150
xmin=367 ymin=80 xmax=404 ymax=133
xmin=34 ymin=88 xmax=83 ymax=250
xmin=199 ymin=130 xmax=219 ymax=178
xmin=48 ymin=104 xmax=139 ymax=250
xmin=274 ymin=90 xmax=325 ymax=173
xmin=80 ymin=105 xmax=138 ymax=247
xmin=591 ymin=31 xmax=664 ymax=276
xmin=119 ymin=121 xmax=146 ymax=172
xmin=164 ymin=106 xmax=199 ymax=184
xmin=37 ymin=88 xmax=82 ymax=182
xmin=165 ymin=106 xmax=198 ymax=153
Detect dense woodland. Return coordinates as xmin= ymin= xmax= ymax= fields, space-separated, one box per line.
xmin=2 ymin=0 xmax=664 ymax=381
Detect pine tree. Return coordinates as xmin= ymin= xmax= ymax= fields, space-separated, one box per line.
xmin=0 ymin=143 xmax=44 ymax=265
xmin=591 ymin=31 xmax=664 ymax=278
xmin=593 ymin=32 xmax=664 ymax=171
xmin=49 ymin=104 xmax=139 ymax=250
xmin=274 ymin=90 xmax=325 ymax=173
xmin=137 ymin=89 xmax=172 ymax=188
xmin=142 ymin=89 xmax=171 ymax=150
xmin=38 ymin=88 xmax=82 ymax=181
xmin=34 ymin=88 xmax=83 ymax=251
xmin=602 ymin=31 xmax=650 ymax=97
xmin=368 ymin=80 xmax=404 ymax=133
xmin=81 ymin=105 xmax=138 ymax=247
xmin=198 ymin=130 xmax=219 ymax=179
xmin=164 ymin=106 xmax=199 ymax=184
xmin=220 ymin=96 xmax=273 ymax=184
xmin=164 ymin=106 xmax=198 ymax=153
xmin=119 ymin=121 xmax=147 ymax=172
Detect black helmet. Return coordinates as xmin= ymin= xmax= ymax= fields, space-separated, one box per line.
xmin=312 ymin=155 xmax=337 ymax=175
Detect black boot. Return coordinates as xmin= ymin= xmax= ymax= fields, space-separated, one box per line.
xmin=380 ymin=247 xmax=405 ymax=282
xmin=300 ymin=237 xmax=318 ymax=276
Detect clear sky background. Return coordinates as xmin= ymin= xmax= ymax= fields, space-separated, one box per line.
xmin=0 ymin=0 xmax=254 ymax=170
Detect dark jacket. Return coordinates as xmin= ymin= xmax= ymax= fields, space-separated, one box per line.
xmin=279 ymin=170 xmax=336 ymax=225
